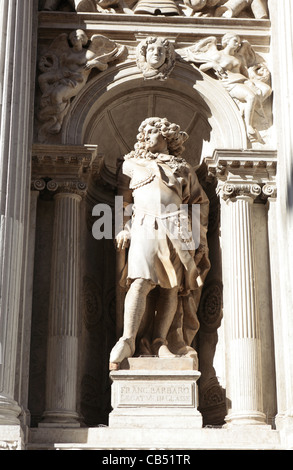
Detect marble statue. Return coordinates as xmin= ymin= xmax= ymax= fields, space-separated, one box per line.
xmin=215 ymin=0 xmax=268 ymax=18
xmin=37 ymin=30 xmax=126 ymax=142
xmin=42 ymin=0 xmax=268 ymax=17
xmin=133 ymin=0 xmax=180 ymax=15
xmin=136 ymin=37 xmax=176 ymax=80
xmin=183 ymin=33 xmax=272 ymax=142
xmin=43 ymin=0 xmax=134 ymax=13
xmin=181 ymin=0 xmax=221 ymax=17
xmin=43 ymin=0 xmax=94 ymax=10
xmin=109 ymin=117 xmax=210 ymax=369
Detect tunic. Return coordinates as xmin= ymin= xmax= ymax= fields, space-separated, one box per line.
xmin=118 ymin=153 xmax=209 ymax=294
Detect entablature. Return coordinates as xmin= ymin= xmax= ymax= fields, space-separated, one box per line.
xmin=37 ymin=12 xmax=271 ymax=52
xmin=205 ymin=149 xmax=277 ymax=201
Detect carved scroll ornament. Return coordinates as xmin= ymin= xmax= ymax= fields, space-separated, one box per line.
xmin=37 ymin=30 xmax=126 ymax=142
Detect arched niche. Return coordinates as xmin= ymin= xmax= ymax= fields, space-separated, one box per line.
xmin=59 ymin=60 xmax=237 ymax=426
xmin=61 ymin=61 xmax=248 ymax=173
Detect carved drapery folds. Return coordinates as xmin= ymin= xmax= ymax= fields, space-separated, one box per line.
xmin=41 ymin=0 xmax=269 ymax=18
xmin=37 ymin=30 xmax=127 ymax=142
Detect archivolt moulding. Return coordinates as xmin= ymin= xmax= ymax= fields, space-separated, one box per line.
xmin=61 ymin=60 xmax=248 ymax=170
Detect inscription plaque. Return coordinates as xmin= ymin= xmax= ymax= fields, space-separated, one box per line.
xmin=118 ymin=381 xmax=195 ymax=407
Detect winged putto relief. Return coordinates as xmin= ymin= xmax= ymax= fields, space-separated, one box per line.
xmin=37 ymin=30 xmax=127 ymax=142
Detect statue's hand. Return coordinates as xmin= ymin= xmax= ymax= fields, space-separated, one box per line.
xmin=115 ymin=230 xmax=130 ymax=251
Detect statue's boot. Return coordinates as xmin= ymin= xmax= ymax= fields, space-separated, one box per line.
xmin=109 ymin=279 xmax=155 ymax=369
xmin=109 ymin=337 xmax=135 ymax=369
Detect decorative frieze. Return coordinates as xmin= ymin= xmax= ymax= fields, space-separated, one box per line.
xmin=41 ymin=0 xmax=269 ymax=18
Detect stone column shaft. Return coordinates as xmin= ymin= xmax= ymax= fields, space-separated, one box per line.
xmin=41 ymin=192 xmax=82 ymax=426
xmin=222 ymin=188 xmax=266 ymax=426
xmin=0 ymin=0 xmax=35 ymax=425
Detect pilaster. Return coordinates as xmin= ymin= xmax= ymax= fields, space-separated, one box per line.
xmin=0 ymin=0 xmax=36 ymax=430
xmin=268 ymin=0 xmax=293 ymax=431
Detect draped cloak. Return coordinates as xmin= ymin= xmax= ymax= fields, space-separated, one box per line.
xmin=117 ymin=153 xmax=211 ymax=351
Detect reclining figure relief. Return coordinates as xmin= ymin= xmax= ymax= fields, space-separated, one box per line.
xmin=181 ymin=33 xmax=272 ymax=143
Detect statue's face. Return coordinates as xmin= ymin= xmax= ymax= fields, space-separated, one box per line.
xmin=69 ymin=30 xmax=87 ymax=49
xmin=146 ymin=42 xmax=166 ymax=69
xmin=225 ymin=35 xmax=240 ymax=52
xmin=144 ymin=124 xmax=167 ymax=153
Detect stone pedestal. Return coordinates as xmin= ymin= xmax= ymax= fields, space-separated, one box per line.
xmin=109 ymin=358 xmax=202 ymax=429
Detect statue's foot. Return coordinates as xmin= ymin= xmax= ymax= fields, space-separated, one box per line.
xmin=152 ymin=338 xmax=176 ymax=358
xmin=109 ymin=337 xmax=134 ymax=369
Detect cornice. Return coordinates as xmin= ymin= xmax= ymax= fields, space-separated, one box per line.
xmin=205 ymin=149 xmax=277 ymax=201
xmin=37 ymin=12 xmax=271 ymax=51
xmin=31 ymin=143 xmax=99 ymax=196
xmin=205 ymin=149 xmax=277 ymax=182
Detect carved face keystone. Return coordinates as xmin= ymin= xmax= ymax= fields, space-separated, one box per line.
xmin=146 ymin=44 xmax=166 ymax=69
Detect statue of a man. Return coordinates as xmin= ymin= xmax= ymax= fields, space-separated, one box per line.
xmin=109 ymin=117 xmax=210 ymax=369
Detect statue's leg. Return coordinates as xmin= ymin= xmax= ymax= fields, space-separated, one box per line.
xmin=109 ymin=278 xmax=155 ymax=367
xmin=151 ymin=286 xmax=178 ymax=357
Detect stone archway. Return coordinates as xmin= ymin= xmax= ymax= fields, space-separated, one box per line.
xmin=61 ymin=61 xmax=248 ymax=160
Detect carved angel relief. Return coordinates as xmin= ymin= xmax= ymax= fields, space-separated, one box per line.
xmin=37 ymin=30 xmax=127 ymax=142
xmin=181 ymin=33 xmax=272 ymax=142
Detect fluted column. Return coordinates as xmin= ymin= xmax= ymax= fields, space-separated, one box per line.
xmin=0 ymin=0 xmax=36 ymax=425
xmin=221 ymin=183 xmax=266 ymax=426
xmin=41 ymin=189 xmax=82 ymax=427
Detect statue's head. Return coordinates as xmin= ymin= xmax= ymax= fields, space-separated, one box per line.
xmin=221 ymin=32 xmax=241 ymax=52
xmin=134 ymin=117 xmax=188 ymax=157
xmin=136 ymin=37 xmax=176 ymax=80
xmin=69 ymin=29 xmax=88 ymax=49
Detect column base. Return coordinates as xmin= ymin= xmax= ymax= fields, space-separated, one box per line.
xmin=224 ymin=410 xmax=269 ymax=427
xmin=0 ymin=395 xmax=21 ymax=425
xmin=109 ymin=357 xmax=202 ymax=429
xmin=39 ymin=410 xmax=81 ymax=428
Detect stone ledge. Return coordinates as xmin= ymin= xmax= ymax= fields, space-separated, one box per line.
xmin=27 ymin=426 xmax=282 ymax=450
